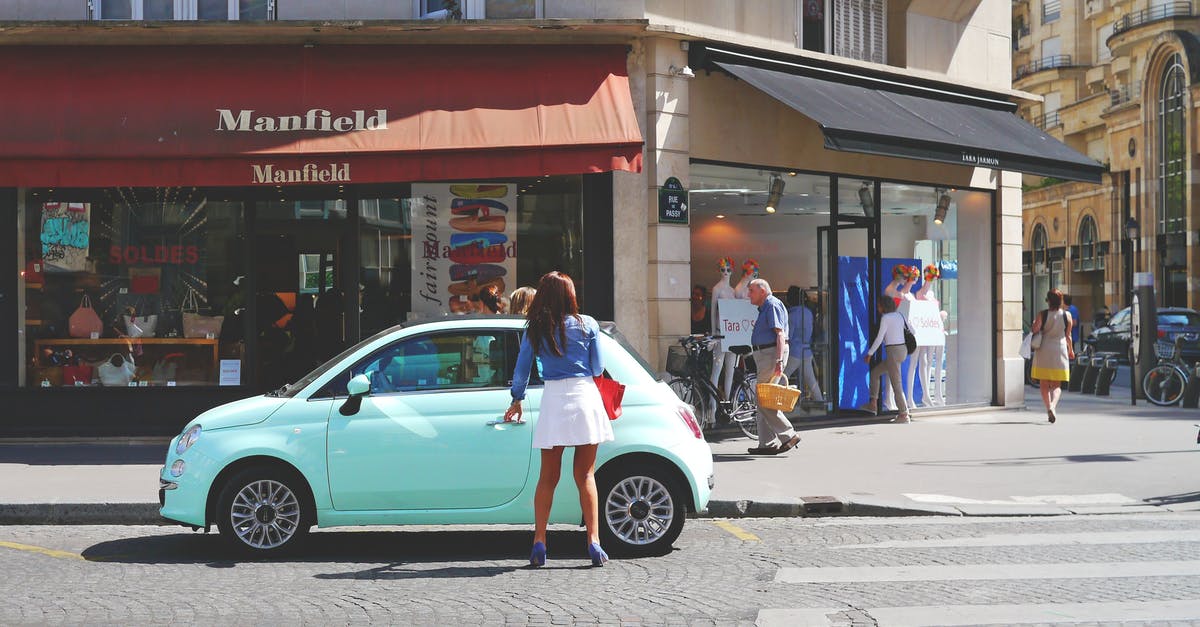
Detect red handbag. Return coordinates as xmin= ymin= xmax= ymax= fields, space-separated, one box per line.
xmin=63 ymin=363 xmax=94 ymax=386
xmin=594 ymin=375 xmax=625 ymax=421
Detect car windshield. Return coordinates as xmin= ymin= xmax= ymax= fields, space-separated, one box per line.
xmin=1159 ymin=312 xmax=1200 ymax=327
xmin=600 ymin=322 xmax=660 ymax=382
xmin=271 ymin=325 xmax=403 ymax=398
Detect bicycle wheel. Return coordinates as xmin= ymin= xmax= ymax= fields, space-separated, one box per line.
xmin=668 ymin=378 xmax=711 ymax=429
xmin=1143 ymin=365 xmax=1187 ymax=407
xmin=728 ymin=377 xmax=759 ymax=440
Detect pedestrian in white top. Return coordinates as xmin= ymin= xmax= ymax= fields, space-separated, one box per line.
xmin=858 ymin=295 xmax=911 ymax=423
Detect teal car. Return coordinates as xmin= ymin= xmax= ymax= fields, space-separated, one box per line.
xmin=160 ymin=316 xmax=714 ymax=556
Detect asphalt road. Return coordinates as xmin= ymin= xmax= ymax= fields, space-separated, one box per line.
xmin=4 ymin=514 xmax=1200 ymax=625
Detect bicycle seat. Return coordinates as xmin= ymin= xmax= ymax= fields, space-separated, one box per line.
xmin=729 ymin=345 xmax=752 ymax=356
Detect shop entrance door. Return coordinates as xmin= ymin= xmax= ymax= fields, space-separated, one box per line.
xmin=817 ymin=179 xmax=882 ymax=415
xmin=252 ymin=197 xmax=358 ymax=392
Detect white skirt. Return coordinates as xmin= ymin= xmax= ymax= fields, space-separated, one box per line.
xmin=533 ymin=376 xmax=615 ymax=449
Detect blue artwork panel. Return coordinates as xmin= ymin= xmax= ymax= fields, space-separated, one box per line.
xmin=837 ymin=256 xmax=922 ymax=410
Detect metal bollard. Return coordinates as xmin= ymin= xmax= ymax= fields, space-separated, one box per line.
xmin=1094 ymin=356 xmax=1119 ymax=396
xmin=1184 ymin=363 xmax=1200 ymax=409
xmin=1081 ymin=356 xmax=1103 ymax=394
xmin=1068 ymin=355 xmax=1089 ymax=392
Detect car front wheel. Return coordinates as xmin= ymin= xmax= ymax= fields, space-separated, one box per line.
xmin=597 ymin=463 xmax=687 ymax=557
xmin=216 ymin=466 xmax=311 ymax=556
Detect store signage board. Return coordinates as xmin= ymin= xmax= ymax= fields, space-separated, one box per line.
xmin=899 ymin=299 xmax=945 ymax=347
xmin=658 ymin=177 xmax=688 ymax=224
xmin=715 ymin=298 xmax=758 ymax=352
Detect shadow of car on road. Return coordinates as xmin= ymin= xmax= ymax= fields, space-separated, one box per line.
xmin=80 ymin=528 xmax=671 ymax=572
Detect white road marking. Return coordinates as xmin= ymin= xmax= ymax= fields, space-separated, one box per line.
xmin=866 ymin=600 xmax=1200 ymax=626
xmin=776 ymin=560 xmax=1200 ymax=583
xmin=835 ymin=529 xmax=1200 ymax=549
xmin=903 ymin=492 xmax=1138 ymax=506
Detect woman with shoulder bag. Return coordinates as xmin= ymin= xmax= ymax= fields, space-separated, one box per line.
xmin=1030 ymin=288 xmax=1075 ymax=423
xmin=503 ymin=271 xmax=613 ymax=568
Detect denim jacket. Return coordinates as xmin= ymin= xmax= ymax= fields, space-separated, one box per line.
xmin=510 ymin=314 xmax=603 ymax=401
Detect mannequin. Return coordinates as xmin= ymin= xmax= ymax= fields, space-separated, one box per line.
xmin=710 ymin=257 xmax=738 ymax=399
xmin=733 ymin=258 xmax=758 ymax=299
xmin=912 ymin=264 xmax=947 ymax=406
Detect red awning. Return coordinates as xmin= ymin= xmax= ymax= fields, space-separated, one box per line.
xmin=0 ymin=45 xmax=643 ymax=187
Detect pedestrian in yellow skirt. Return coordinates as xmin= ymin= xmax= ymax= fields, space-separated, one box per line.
xmin=1030 ymin=288 xmax=1075 ymax=423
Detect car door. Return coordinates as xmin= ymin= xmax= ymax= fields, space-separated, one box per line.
xmin=1093 ymin=307 xmax=1128 ymax=354
xmin=325 ymin=329 xmax=537 ymax=511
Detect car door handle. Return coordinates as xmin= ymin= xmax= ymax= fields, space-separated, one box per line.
xmin=486 ymin=418 xmax=526 ymax=426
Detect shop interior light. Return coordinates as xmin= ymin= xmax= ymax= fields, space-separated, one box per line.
xmin=933 ymin=189 xmax=951 ymax=225
xmin=858 ymin=181 xmax=874 ymax=217
xmin=764 ymin=174 xmax=784 ymax=214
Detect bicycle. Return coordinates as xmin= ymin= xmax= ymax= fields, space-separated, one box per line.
xmin=665 ymin=335 xmax=759 ymax=439
xmin=1143 ymin=336 xmax=1193 ymax=407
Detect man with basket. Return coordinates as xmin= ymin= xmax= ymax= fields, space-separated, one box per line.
xmin=746 ymin=279 xmax=803 ymax=455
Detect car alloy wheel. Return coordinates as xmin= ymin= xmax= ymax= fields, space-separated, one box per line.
xmin=599 ymin=465 xmax=686 ymax=556
xmin=217 ymin=466 xmax=310 ymax=554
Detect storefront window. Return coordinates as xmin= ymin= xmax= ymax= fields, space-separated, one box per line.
xmin=22 ymin=188 xmax=246 ymax=389
xmin=358 ymin=176 xmax=585 ymax=337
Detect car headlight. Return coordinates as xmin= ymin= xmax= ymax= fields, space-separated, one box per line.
xmin=170 ymin=460 xmax=186 ymax=477
xmin=175 ymin=425 xmax=202 ymax=455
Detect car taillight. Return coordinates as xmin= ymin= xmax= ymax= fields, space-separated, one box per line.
xmin=1158 ymin=329 xmax=1167 ymax=338
xmin=677 ymin=405 xmax=702 ymax=439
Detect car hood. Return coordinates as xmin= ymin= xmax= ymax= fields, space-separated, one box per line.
xmin=190 ymin=395 xmax=289 ymax=431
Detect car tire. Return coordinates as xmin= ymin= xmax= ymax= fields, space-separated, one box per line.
xmin=596 ymin=461 xmax=687 ymax=557
xmin=216 ymin=465 xmax=311 ymax=556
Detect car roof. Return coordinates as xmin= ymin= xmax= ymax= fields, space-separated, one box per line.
xmin=389 ymin=314 xmax=618 ymax=333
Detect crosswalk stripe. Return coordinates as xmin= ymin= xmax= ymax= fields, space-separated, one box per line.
xmin=835 ymin=529 xmax=1200 ymax=549
xmin=776 ymin=560 xmax=1200 ymax=583
xmin=757 ymin=601 xmax=1200 ymax=626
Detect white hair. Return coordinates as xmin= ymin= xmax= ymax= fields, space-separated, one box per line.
xmin=749 ymin=278 xmax=771 ymax=293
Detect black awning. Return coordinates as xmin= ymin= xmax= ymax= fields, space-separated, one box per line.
xmin=715 ymin=61 xmax=1104 ymax=183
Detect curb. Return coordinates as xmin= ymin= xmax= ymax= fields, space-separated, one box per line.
xmin=0 ymin=503 xmax=166 ymax=525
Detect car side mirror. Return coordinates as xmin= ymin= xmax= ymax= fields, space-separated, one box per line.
xmin=340 ymin=374 xmax=371 ymax=416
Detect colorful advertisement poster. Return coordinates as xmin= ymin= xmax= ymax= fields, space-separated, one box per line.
xmin=40 ymin=202 xmax=91 ymax=273
xmin=410 ymin=184 xmax=517 ymax=317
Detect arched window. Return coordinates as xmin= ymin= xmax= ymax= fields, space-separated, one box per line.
xmin=1159 ymin=53 xmax=1186 ymax=233
xmin=1032 ymin=223 xmax=1048 ymax=271
xmin=1077 ymin=215 xmax=1098 ymax=271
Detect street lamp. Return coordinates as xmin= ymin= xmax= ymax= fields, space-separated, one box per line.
xmin=1125 ymin=217 xmax=1139 ymax=406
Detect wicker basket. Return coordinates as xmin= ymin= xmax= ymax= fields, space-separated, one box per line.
xmin=756 ymin=374 xmax=801 ymax=412
xmin=665 ymin=345 xmax=690 ymax=377
xmin=1154 ymin=340 xmax=1177 ymax=361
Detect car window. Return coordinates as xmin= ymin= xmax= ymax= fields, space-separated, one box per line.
xmin=1107 ymin=308 xmax=1130 ymax=328
xmin=315 ymin=331 xmax=510 ymax=398
xmin=1159 ymin=312 xmax=1200 ymax=326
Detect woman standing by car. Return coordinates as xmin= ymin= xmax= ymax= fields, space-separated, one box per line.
xmin=504 ymin=271 xmax=613 ymax=567
xmin=1031 ymin=288 xmax=1075 ymax=423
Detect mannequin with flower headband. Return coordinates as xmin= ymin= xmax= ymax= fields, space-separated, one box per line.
xmin=733 ymin=259 xmax=759 ymax=299
xmin=909 ymin=263 xmax=948 ymax=406
xmin=710 ymin=257 xmax=739 ymax=398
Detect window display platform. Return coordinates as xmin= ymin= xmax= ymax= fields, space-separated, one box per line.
xmin=32 ymin=338 xmax=220 ymax=388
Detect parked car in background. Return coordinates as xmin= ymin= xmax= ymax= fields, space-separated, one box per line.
xmin=160 ymin=316 xmax=713 ymax=557
xmin=1084 ymin=306 xmax=1200 ymax=363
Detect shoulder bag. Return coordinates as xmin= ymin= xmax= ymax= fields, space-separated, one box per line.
xmin=594 ymin=374 xmax=625 ymax=421
xmin=68 ymin=295 xmax=103 ymax=338
xmin=902 ymin=316 xmax=917 ymax=355
xmin=182 ymin=291 xmax=224 ymax=339
xmin=1030 ymin=310 xmax=1048 ymax=351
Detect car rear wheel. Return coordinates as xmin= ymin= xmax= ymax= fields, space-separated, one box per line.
xmin=216 ymin=466 xmax=311 ymax=556
xmin=597 ymin=462 xmax=687 ymax=557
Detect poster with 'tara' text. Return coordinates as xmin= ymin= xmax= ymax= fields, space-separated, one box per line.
xmin=410 ymin=183 xmax=517 ymax=318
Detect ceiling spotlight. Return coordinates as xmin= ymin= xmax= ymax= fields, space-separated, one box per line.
xmin=765 ymin=174 xmax=785 ymax=214
xmin=668 ymin=64 xmax=696 ymax=78
xmin=716 ymin=214 xmax=726 ymax=219
xmin=933 ymin=189 xmax=952 ymax=225
xmin=858 ymin=181 xmax=874 ymax=218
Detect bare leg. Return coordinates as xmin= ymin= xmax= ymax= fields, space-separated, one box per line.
xmin=573 ymin=444 xmax=601 ymax=545
xmin=1049 ymin=382 xmax=1062 ymax=412
xmin=534 ymin=447 xmax=565 ymax=545
xmin=1039 ymin=380 xmax=1052 ymax=411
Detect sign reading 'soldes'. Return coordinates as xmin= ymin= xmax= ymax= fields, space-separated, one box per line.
xmin=218 ymin=109 xmax=388 ymax=185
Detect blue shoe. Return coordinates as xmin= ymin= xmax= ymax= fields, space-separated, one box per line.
xmin=587 ymin=542 xmax=609 ymax=567
xmin=529 ymin=542 xmax=547 ymax=567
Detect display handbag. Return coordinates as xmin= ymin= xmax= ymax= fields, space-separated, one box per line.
xmin=123 ymin=301 xmax=158 ymax=338
xmin=756 ymin=374 xmax=801 ymax=412
xmin=97 ymin=353 xmax=136 ymax=386
xmin=181 ymin=291 xmax=224 ymax=339
xmin=68 ymin=295 xmax=104 ymax=338
xmin=593 ymin=374 xmax=626 ymax=421
xmin=62 ymin=362 xmax=94 ymax=386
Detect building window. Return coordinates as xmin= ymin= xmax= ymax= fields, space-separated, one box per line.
xmin=1031 ymin=223 xmax=1048 ymax=272
xmin=1075 ymin=215 xmax=1100 ymax=271
xmin=1042 ymin=0 xmax=1061 ymax=24
xmin=1097 ymin=23 xmax=1114 ymax=62
xmin=1158 ymin=53 xmax=1187 ymax=235
xmin=93 ymin=0 xmax=274 ymax=20
xmin=832 ymin=0 xmax=886 ymax=64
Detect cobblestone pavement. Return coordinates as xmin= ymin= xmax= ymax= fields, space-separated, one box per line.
xmin=4 ymin=514 xmax=1200 ymax=625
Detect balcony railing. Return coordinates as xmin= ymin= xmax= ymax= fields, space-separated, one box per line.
xmin=1035 ymin=110 xmax=1062 ymax=129
xmin=1015 ymin=55 xmax=1074 ymax=80
xmin=1108 ymin=80 xmax=1143 ymax=108
xmin=1112 ymin=2 xmax=1194 ymax=36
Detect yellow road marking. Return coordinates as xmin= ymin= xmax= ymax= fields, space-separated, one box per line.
xmin=712 ymin=520 xmax=761 ymax=542
xmin=0 ymin=540 xmax=85 ymax=561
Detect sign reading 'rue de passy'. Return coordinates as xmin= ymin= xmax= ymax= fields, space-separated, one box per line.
xmin=658 ymin=177 xmax=688 ymax=224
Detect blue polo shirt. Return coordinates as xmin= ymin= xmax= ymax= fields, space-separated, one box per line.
xmin=751 ymin=294 xmax=788 ymax=346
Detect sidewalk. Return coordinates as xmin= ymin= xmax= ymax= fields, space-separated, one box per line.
xmin=1 ymin=388 xmax=1198 ymax=524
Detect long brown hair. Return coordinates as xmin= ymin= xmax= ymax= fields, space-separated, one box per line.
xmin=1046 ymin=288 xmax=1063 ymax=310
xmin=526 ymin=271 xmax=581 ymax=357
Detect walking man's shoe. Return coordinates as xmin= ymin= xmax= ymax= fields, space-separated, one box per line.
xmin=779 ymin=434 xmax=801 ymax=452
xmin=746 ymin=444 xmax=782 ymax=455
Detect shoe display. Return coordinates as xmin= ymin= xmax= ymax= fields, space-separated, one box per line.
xmin=449 ymin=263 xmax=506 ymax=282
xmin=448 ymin=276 xmax=506 ymax=297
xmin=448 ymin=232 xmax=508 ymax=265
xmin=587 ymin=542 xmax=609 ymax=567
xmin=450 ymin=197 xmax=510 ymax=216
xmin=451 ymin=184 xmax=508 ymax=199
xmin=530 ymin=541 xmax=547 ymax=567
xmin=449 ymin=214 xmax=506 ymax=232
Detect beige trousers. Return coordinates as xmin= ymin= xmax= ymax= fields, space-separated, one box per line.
xmin=869 ymin=344 xmax=909 ymax=414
